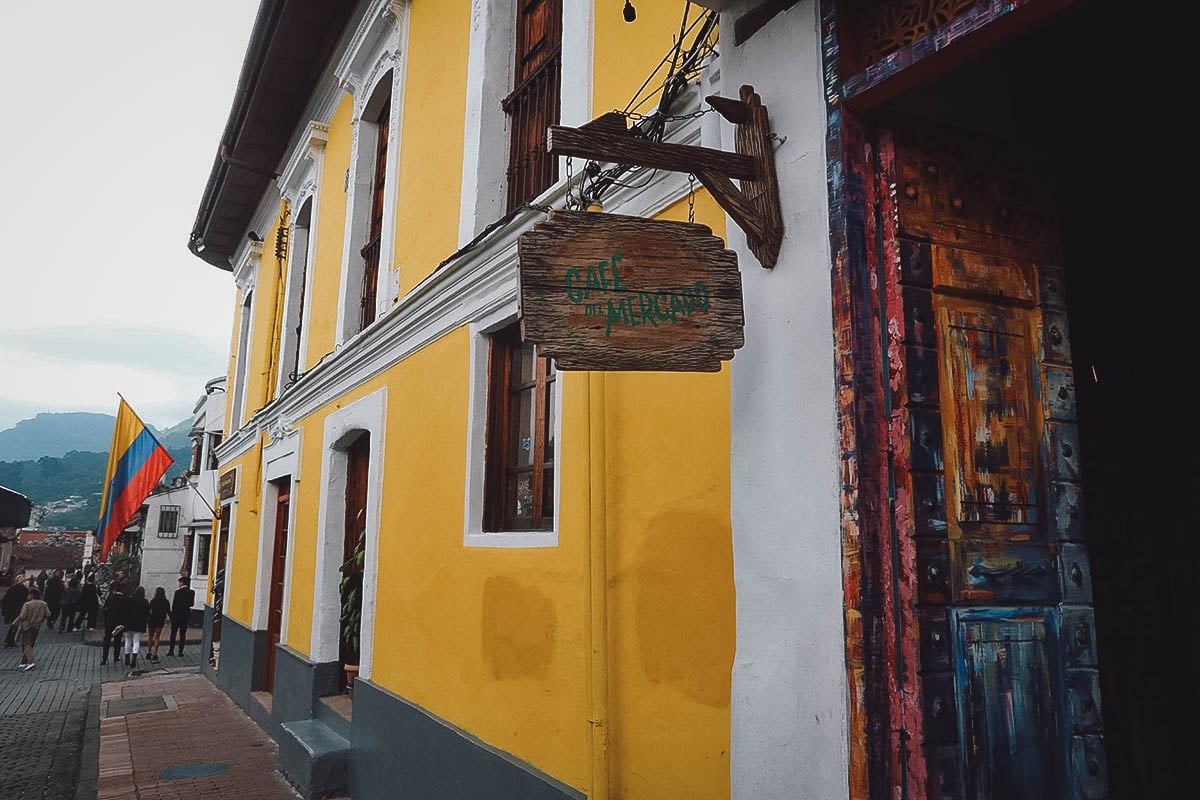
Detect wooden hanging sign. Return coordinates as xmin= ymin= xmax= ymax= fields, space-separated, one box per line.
xmin=518 ymin=210 xmax=744 ymax=371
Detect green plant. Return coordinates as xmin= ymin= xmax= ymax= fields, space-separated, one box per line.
xmin=338 ymin=529 xmax=366 ymax=661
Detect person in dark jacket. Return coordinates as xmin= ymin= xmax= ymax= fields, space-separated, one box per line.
xmin=146 ymin=587 xmax=170 ymax=662
xmin=167 ymin=576 xmax=195 ymax=656
xmin=59 ymin=576 xmax=82 ymax=632
xmin=100 ymin=583 xmax=126 ymax=666
xmin=122 ymin=586 xmax=151 ymax=669
xmin=42 ymin=569 xmax=65 ymax=628
xmin=79 ymin=574 xmax=100 ymax=630
xmin=35 ymin=570 xmax=48 ymax=593
xmin=3 ymin=578 xmax=29 ymax=647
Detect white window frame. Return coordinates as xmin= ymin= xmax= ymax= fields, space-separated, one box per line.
xmin=463 ymin=305 xmax=561 ymax=549
xmin=311 ymin=388 xmax=386 ymax=679
xmin=276 ymin=121 xmax=329 ymax=393
xmin=252 ymin=424 xmax=301 ymax=640
xmin=458 ymin=0 xmax=591 ymax=246
xmin=229 ymin=242 xmax=261 ymax=432
xmin=334 ymin=0 xmax=410 ymax=343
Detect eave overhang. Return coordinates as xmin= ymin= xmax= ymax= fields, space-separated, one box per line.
xmin=188 ymin=0 xmax=356 ymax=270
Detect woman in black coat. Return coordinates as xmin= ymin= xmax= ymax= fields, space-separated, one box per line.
xmin=3 ymin=580 xmax=28 ymax=647
xmin=79 ymin=574 xmax=100 ymax=630
xmin=146 ymin=587 xmax=171 ymax=662
xmin=121 ymin=586 xmax=151 ymax=669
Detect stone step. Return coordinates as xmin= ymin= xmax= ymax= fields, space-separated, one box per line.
xmin=316 ymin=693 xmax=353 ymax=742
xmin=278 ymin=719 xmax=349 ymax=799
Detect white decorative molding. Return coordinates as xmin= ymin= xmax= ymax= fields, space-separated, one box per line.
xmin=266 ymin=415 xmax=294 ymax=446
xmin=458 ymin=0 xmax=516 ymax=246
xmin=310 ymin=389 xmax=387 ymax=678
xmin=232 ymin=240 xmax=263 ymax=294
xmin=334 ymin=0 xmax=409 ymax=344
xmin=277 ymin=122 xmax=330 ymax=204
xmin=335 ymin=0 xmax=400 ymax=94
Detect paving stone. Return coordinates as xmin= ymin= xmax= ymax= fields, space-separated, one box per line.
xmin=0 ymin=625 xmax=203 ymax=799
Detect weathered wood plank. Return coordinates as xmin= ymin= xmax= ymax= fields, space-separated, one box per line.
xmin=547 ymin=125 xmax=758 ymax=181
xmin=518 ymin=211 xmax=745 ymax=372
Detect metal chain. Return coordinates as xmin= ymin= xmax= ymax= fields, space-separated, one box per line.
xmin=687 ymin=173 xmax=696 ymax=224
xmin=613 ymin=106 xmax=715 ymax=123
xmin=565 ymin=155 xmax=575 ymax=210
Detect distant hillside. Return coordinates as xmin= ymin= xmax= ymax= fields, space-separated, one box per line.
xmin=0 ymin=411 xmax=190 ymax=461
xmin=0 ymin=412 xmax=117 ymax=461
xmin=0 ymin=412 xmax=190 ymax=532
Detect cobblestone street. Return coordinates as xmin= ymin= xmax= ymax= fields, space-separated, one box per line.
xmin=0 ymin=624 xmax=203 ymax=799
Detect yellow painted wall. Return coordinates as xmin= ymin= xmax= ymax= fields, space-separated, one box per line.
xmin=242 ymin=207 xmax=288 ymax=422
xmin=303 ymin=94 xmax=353 ymax=369
xmin=222 ymin=443 xmax=263 ymax=627
xmin=594 ymin=0 xmax=702 ymax=118
xmin=367 ymin=328 xmax=590 ymax=788
xmin=392 ymin=0 xmax=469 ymax=296
xmin=605 ymin=192 xmax=734 ymax=798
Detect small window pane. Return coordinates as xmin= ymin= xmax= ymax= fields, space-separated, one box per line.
xmin=542 ymin=467 xmax=554 ymax=518
xmin=516 ymin=389 xmax=534 ymax=467
xmin=513 ymin=343 xmax=535 ymax=385
xmin=515 ymin=471 xmax=533 ymax=520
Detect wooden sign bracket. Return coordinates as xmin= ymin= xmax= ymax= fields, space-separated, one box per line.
xmin=546 ymin=84 xmax=783 ymax=268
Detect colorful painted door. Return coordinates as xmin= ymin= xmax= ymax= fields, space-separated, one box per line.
xmin=878 ymin=121 xmax=1106 ymax=799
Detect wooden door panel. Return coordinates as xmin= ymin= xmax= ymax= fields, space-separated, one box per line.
xmin=958 ymin=612 xmax=1059 ymax=800
xmin=878 ymin=120 xmax=1107 ymax=800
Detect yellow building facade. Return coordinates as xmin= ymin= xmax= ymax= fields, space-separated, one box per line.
xmin=190 ymin=2 xmax=741 ymax=797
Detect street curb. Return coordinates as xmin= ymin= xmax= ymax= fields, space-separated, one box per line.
xmin=74 ymin=684 xmax=101 ymax=800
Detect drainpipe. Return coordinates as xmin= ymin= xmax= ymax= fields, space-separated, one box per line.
xmin=587 ymin=370 xmax=611 ymax=799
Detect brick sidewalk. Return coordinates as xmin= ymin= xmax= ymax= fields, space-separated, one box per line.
xmin=97 ymin=671 xmax=303 ymax=800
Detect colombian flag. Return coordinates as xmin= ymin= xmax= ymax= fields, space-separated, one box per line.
xmin=96 ymin=398 xmax=174 ymax=562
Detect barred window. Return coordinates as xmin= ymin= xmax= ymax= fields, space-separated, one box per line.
xmin=158 ymin=505 xmax=181 ymax=538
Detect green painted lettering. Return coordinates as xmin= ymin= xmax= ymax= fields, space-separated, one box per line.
xmin=587 ymin=266 xmax=601 ymax=297
xmin=611 ymin=247 xmax=626 ymax=292
xmin=565 ymin=268 xmax=583 ymax=302
xmin=638 ymin=293 xmax=657 ymax=327
xmin=695 ymin=281 xmax=710 ymax=310
xmin=606 ymin=299 xmax=621 ymax=336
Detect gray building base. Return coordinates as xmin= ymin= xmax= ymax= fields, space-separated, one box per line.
xmin=200 ymin=611 xmax=578 ymax=799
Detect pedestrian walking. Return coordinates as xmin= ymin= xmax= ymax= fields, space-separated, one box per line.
xmin=100 ymin=583 xmax=126 ymax=666
xmin=35 ymin=569 xmax=48 ymax=593
xmin=146 ymin=587 xmax=170 ymax=661
xmin=3 ymin=577 xmax=28 ymax=648
xmin=14 ymin=587 xmax=50 ymax=671
xmin=167 ymin=576 xmax=195 ymax=656
xmin=59 ymin=575 xmax=82 ymax=632
xmin=79 ymin=573 xmax=100 ymax=630
xmin=122 ymin=586 xmax=151 ymax=670
xmin=43 ymin=569 xmax=65 ymax=629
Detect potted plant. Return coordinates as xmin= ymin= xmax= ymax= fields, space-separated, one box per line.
xmin=338 ymin=529 xmax=365 ymax=691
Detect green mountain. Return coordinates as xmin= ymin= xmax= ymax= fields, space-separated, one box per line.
xmin=0 ymin=412 xmax=118 ymax=461
xmin=0 ymin=412 xmax=193 ymax=529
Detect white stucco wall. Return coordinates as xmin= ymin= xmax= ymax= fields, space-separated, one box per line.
xmin=720 ymin=2 xmax=850 ymax=798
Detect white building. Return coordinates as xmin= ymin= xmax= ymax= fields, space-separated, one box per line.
xmin=140 ymin=376 xmax=225 ymax=610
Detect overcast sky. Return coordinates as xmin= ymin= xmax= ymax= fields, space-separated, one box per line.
xmin=0 ymin=1 xmax=261 ymax=432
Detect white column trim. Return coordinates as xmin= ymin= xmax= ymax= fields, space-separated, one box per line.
xmin=310 ymin=388 xmax=387 ymax=678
